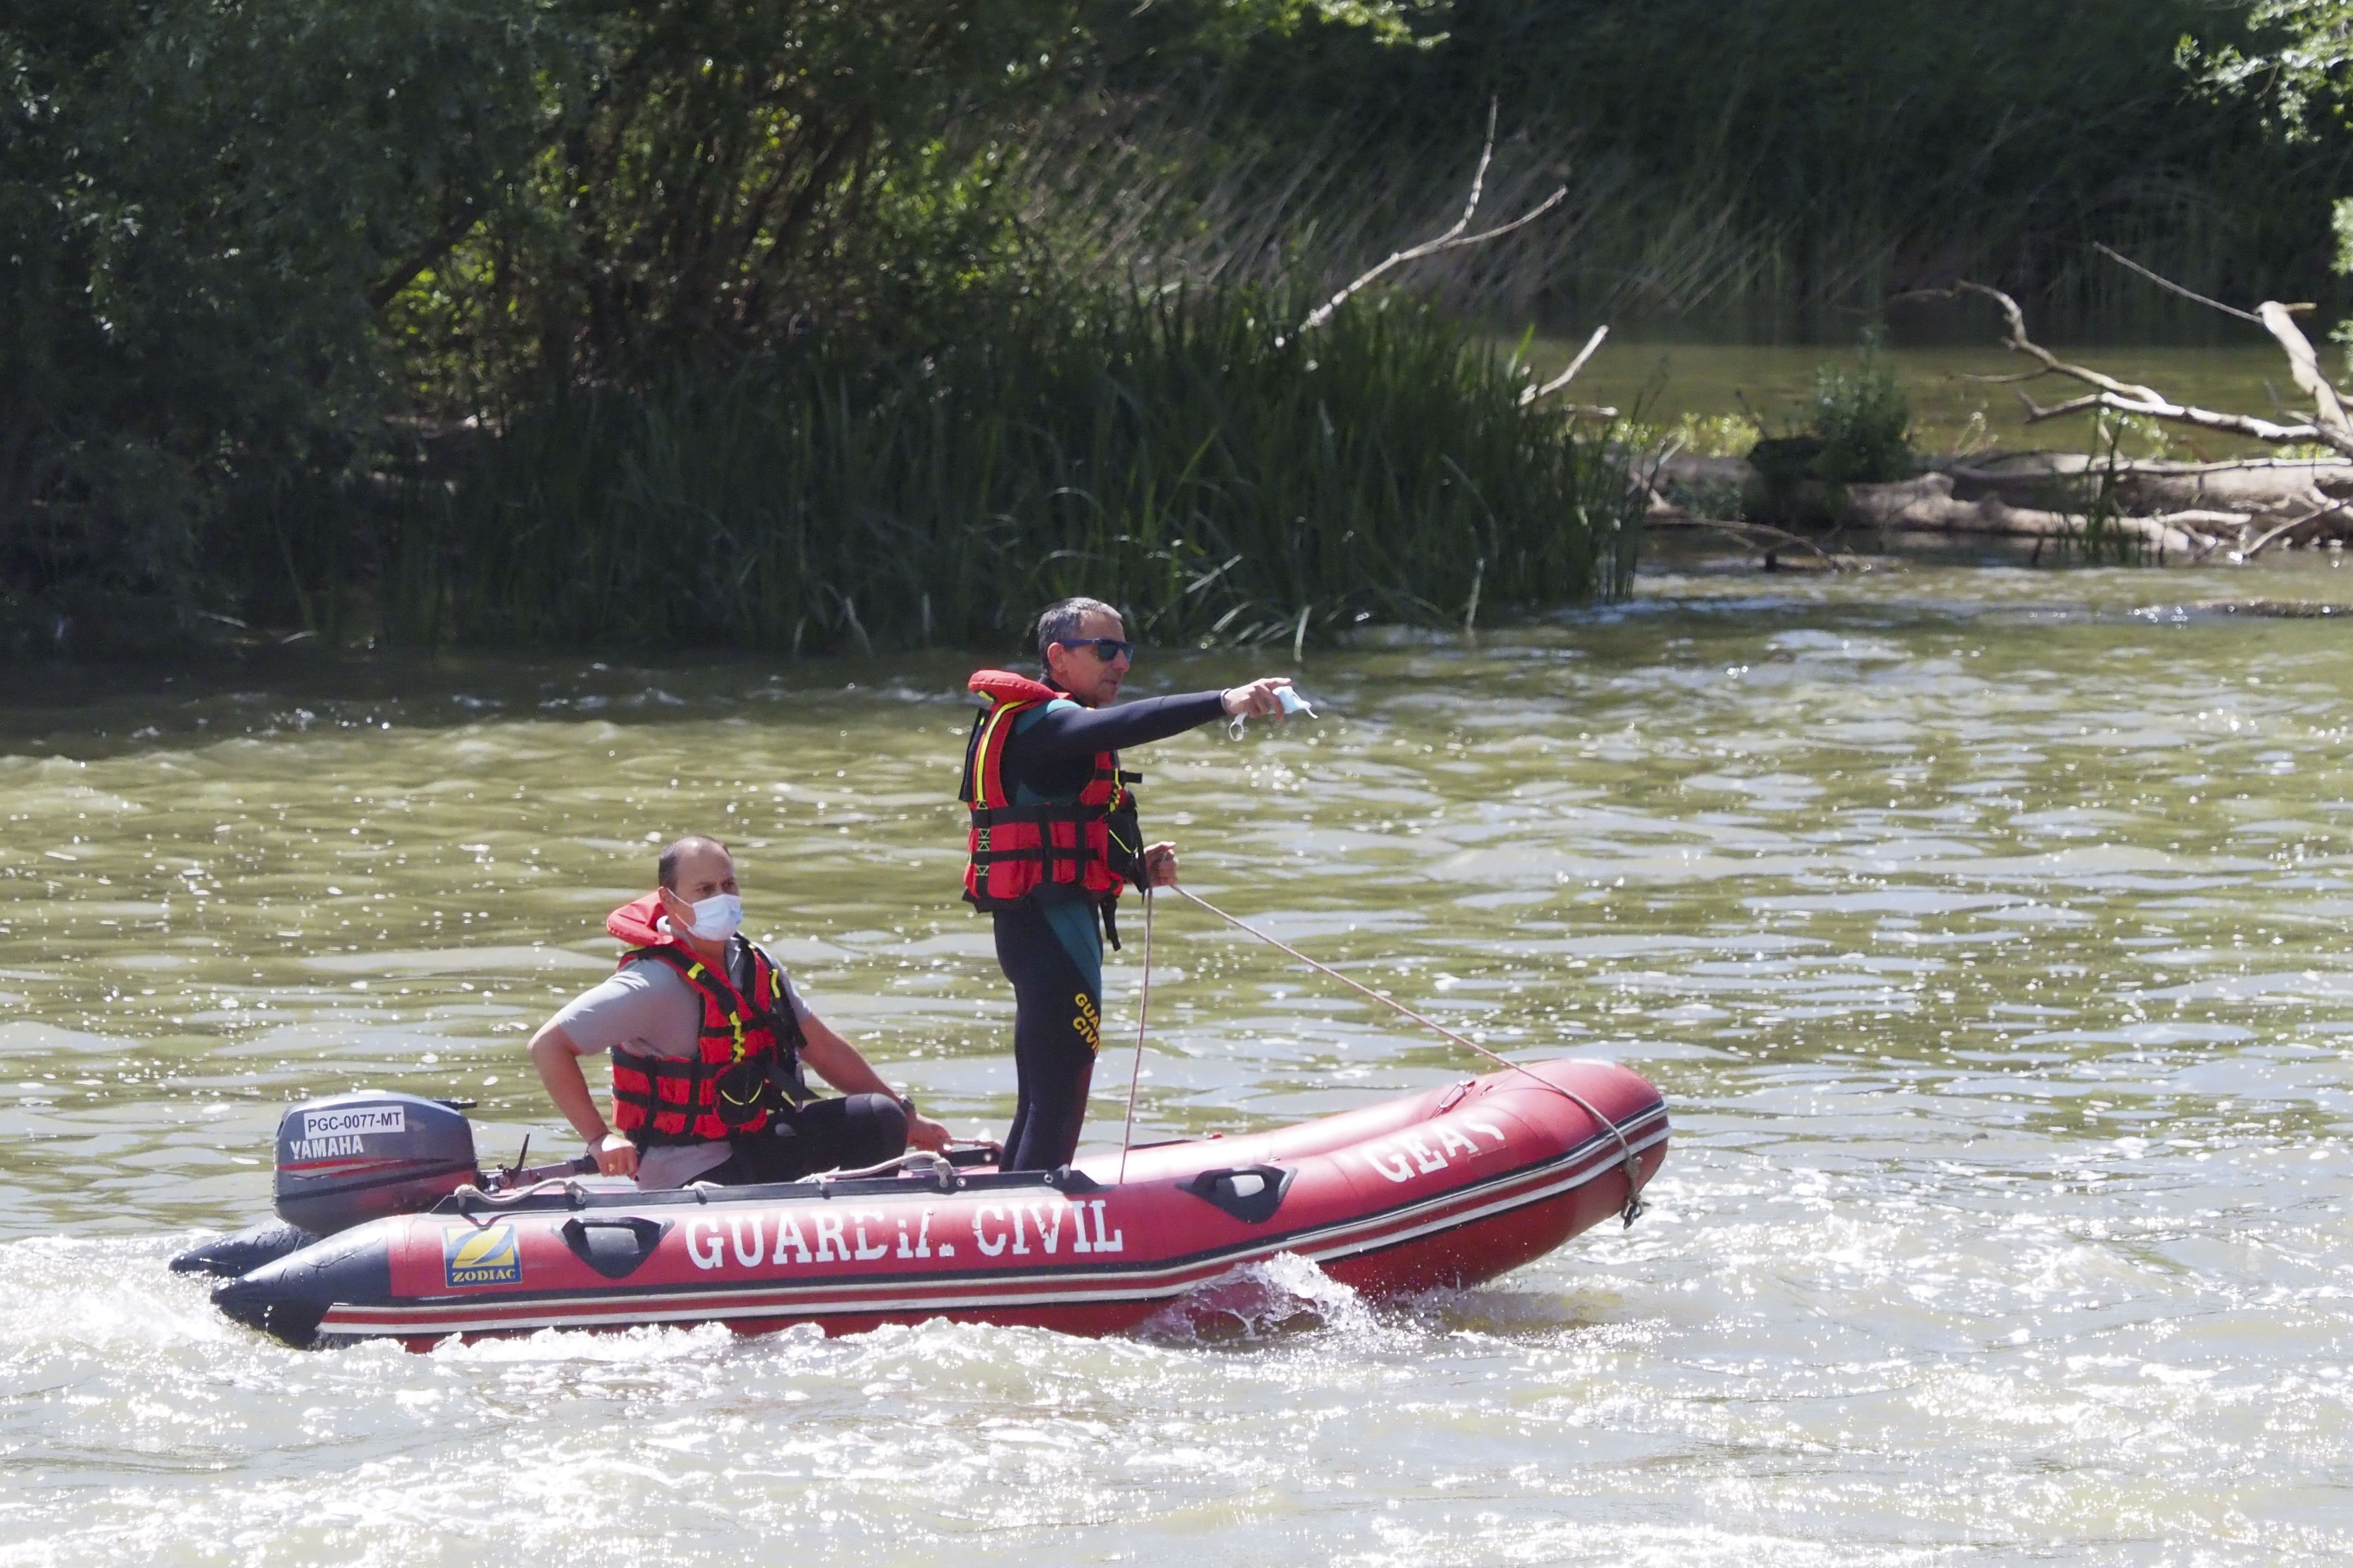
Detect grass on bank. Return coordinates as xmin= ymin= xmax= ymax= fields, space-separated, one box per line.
xmin=382 ymin=290 xmax=1646 ymax=654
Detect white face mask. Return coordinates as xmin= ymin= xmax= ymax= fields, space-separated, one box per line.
xmin=682 ymin=892 xmax=742 ymax=941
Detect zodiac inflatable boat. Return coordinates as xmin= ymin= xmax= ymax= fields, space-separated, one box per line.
xmin=175 ymin=1060 xmax=1666 ymax=1347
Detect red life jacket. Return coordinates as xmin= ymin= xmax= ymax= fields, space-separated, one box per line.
xmin=600 ymin=894 xmax=809 ymax=1148
xmin=958 ymin=670 xmax=1140 ymax=911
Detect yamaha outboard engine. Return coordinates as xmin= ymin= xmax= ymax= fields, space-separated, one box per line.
xmin=171 ymin=1091 xmax=480 ymax=1278
xmin=273 ymin=1090 xmax=478 ymax=1232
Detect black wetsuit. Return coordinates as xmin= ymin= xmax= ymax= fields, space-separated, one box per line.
xmin=995 ymin=688 xmax=1228 ymax=1170
xmin=697 ymin=1094 xmax=909 ymax=1184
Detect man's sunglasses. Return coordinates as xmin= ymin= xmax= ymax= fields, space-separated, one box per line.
xmin=1054 ymin=637 xmax=1135 ymax=662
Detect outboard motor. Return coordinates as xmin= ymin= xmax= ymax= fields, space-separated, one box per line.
xmin=171 ymin=1091 xmax=480 ymax=1278
xmin=273 ymin=1090 xmax=478 ymax=1232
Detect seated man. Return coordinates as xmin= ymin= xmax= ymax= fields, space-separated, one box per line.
xmin=529 ymin=834 xmax=949 ymax=1187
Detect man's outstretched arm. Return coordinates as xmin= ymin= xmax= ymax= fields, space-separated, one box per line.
xmin=1016 ymin=678 xmax=1293 ymax=766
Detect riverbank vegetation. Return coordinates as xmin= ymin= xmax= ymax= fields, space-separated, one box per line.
xmin=1066 ymin=1 xmax=2353 ymax=339
xmin=7 ymin=1 xmax=2351 ymax=655
xmin=384 ymin=289 xmax=1640 ymax=650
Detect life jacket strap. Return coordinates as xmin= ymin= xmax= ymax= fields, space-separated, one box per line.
xmin=967 ymin=803 xmax=1102 ymax=828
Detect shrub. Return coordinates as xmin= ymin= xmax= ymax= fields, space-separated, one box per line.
xmin=1806 ymin=331 xmax=1914 ymax=485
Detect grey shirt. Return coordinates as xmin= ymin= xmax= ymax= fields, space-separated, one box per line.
xmin=554 ymin=944 xmax=814 ymax=1189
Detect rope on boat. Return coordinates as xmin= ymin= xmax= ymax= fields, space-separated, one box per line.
xmin=1117 ymin=887 xmax=1154 ymax=1187
xmin=1166 ymin=885 xmax=1650 ymax=1226
xmin=811 ymin=1149 xmax=959 ymax=1191
xmin=449 ymin=1175 xmax=591 ymax=1207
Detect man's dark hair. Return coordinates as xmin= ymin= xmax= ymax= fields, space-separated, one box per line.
xmin=658 ymin=835 xmax=730 ymax=891
xmin=1033 ymin=596 xmax=1121 ymax=662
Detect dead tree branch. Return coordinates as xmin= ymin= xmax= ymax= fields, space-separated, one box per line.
xmin=2257 ymin=301 xmax=2353 ymax=442
xmin=1899 ymin=281 xmax=2353 ymax=457
xmin=2093 ymin=244 xmax=2262 ymax=326
xmin=1645 ymin=512 xmax=1856 ymax=571
xmin=2083 ymin=250 xmax=2340 ymax=440
xmin=1296 ymin=99 xmax=1568 ymax=337
xmin=2243 ymin=497 xmax=2352 ymax=559
xmin=1521 ymin=324 xmax=1608 ymax=407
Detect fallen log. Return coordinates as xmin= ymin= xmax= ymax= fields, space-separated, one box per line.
xmin=1650 ymin=449 xmax=2353 ymax=558
xmin=1839 ymin=473 xmax=2210 ymax=556
xmin=1939 ymin=453 xmax=2353 ymax=519
xmin=1638 ymin=248 xmax=2353 ymax=563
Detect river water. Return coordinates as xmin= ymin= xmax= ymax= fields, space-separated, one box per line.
xmin=4 ymin=558 xmax=2351 ymax=1565
xmin=1551 ymin=339 xmax=2292 ymax=459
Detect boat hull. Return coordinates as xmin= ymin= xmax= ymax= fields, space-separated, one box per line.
xmin=211 ymin=1059 xmax=1667 ymax=1347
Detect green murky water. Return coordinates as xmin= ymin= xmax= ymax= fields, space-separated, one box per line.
xmin=1546 ymin=338 xmax=2298 ymax=457
xmin=5 ymin=555 xmax=2353 ymax=1564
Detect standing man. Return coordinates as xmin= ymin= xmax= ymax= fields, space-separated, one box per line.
xmin=529 ymin=835 xmax=950 ymax=1187
xmin=960 ymin=596 xmax=1292 ymax=1170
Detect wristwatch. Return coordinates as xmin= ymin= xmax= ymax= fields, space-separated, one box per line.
xmin=895 ymin=1092 xmax=917 ymax=1119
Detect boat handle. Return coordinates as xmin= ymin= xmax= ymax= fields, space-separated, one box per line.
xmin=1183 ymin=1164 xmax=1294 ymax=1224
xmin=561 ymin=1215 xmax=672 ymax=1279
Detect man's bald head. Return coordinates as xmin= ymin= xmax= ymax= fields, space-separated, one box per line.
xmin=658 ymin=835 xmax=733 ymax=894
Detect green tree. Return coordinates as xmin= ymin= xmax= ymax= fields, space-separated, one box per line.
xmin=2 ymin=0 xmax=558 ymax=647
xmin=2 ymin=0 xmax=1109 ymax=644
xmin=2190 ymin=3 xmax=2353 ymax=273
xmin=395 ymin=0 xmax=1093 ymax=402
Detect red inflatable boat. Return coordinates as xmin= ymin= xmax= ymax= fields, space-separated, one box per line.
xmin=187 ymin=1059 xmax=1666 ymax=1347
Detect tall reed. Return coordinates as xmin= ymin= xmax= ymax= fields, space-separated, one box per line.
xmin=1038 ymin=0 xmax=2352 ymax=339
xmin=384 ymin=290 xmax=1642 ymax=653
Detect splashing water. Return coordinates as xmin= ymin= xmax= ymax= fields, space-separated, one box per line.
xmin=1140 ymin=1251 xmax=1388 ymax=1345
